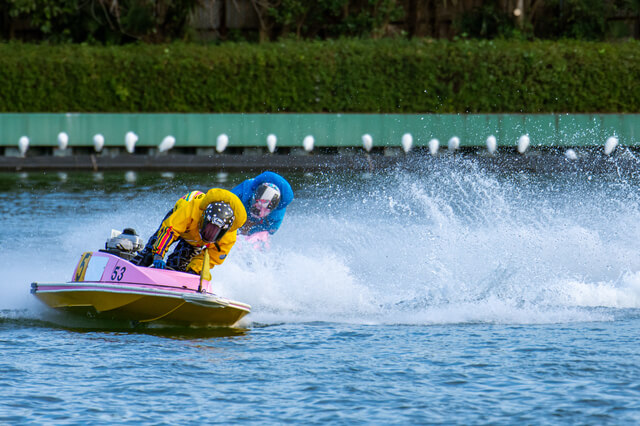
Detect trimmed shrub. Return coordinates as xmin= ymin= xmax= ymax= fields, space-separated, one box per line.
xmin=0 ymin=39 xmax=638 ymax=113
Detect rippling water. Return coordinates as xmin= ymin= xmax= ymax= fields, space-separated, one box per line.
xmin=2 ymin=155 xmax=640 ymax=423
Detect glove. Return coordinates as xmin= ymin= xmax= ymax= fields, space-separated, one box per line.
xmin=152 ymin=254 xmax=166 ymax=269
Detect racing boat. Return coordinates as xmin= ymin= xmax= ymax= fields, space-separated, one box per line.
xmin=31 ymin=229 xmax=251 ymax=327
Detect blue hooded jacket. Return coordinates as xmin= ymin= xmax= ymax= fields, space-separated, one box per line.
xmin=231 ymin=171 xmax=294 ymax=235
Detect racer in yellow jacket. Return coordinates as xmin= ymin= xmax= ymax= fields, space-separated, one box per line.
xmin=134 ymin=188 xmax=247 ymax=275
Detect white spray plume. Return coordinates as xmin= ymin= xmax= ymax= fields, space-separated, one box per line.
xmin=486 ymin=135 xmax=497 ymax=154
xmin=448 ymin=136 xmax=460 ymax=151
xmin=93 ymin=134 xmax=104 ymax=152
xmin=216 ymin=134 xmax=229 ymax=153
xmin=158 ymin=135 xmax=176 ymax=153
xmin=57 ymin=132 xmax=69 ymax=150
xmin=362 ymin=134 xmax=373 ymax=152
xmin=267 ymin=134 xmax=277 ymax=153
xmin=125 ymin=131 xmax=138 ymax=154
xmin=517 ymin=134 xmax=530 ymax=154
xmin=428 ymin=138 xmax=439 ymax=156
xmin=401 ymin=133 xmax=413 ymax=153
xmin=18 ymin=136 xmax=29 ymax=156
xmin=604 ymin=136 xmax=618 ymax=156
xmin=565 ymin=149 xmax=578 ymax=160
xmin=125 ymin=171 xmax=137 ymax=183
xmin=303 ymin=135 xmax=315 ymax=152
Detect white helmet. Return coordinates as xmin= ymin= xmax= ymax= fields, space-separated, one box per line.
xmin=250 ymin=183 xmax=281 ymax=219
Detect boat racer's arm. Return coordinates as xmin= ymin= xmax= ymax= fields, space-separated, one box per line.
xmin=151 ymin=208 xmax=190 ymax=259
xmin=186 ymin=231 xmax=238 ymax=274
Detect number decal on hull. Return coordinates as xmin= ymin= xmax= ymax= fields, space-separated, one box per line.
xmin=110 ymin=266 xmax=126 ymax=281
xmin=74 ymin=252 xmax=92 ymax=282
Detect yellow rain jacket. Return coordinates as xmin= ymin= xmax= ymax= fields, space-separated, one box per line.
xmin=152 ymin=188 xmax=247 ymax=274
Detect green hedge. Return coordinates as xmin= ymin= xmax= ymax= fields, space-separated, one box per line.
xmin=0 ymin=39 xmax=638 ymax=113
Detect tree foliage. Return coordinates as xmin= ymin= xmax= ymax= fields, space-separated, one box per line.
xmin=0 ymin=0 xmax=200 ymax=43
xmin=2 ymin=0 xmax=639 ymax=43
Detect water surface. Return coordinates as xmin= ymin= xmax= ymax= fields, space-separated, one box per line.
xmin=2 ymin=156 xmax=640 ymax=423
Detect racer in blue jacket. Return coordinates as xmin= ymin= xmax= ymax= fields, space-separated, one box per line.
xmin=231 ymin=171 xmax=294 ymax=236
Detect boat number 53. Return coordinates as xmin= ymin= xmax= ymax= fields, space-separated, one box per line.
xmin=111 ymin=266 xmax=126 ymax=281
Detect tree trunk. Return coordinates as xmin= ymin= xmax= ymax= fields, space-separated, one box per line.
xmin=407 ymin=0 xmax=417 ymax=38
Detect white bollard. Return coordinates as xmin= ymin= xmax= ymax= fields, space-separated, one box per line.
xmin=604 ymin=136 xmax=618 ymax=156
xmin=93 ymin=134 xmax=105 ymax=152
xmin=565 ymin=149 xmax=578 ymax=160
xmin=362 ymin=134 xmax=373 ymax=152
xmin=401 ymin=133 xmax=413 ymax=153
xmin=125 ymin=131 xmax=138 ymax=154
xmin=267 ymin=134 xmax=277 ymax=153
xmin=18 ymin=136 xmax=29 ymax=156
xmin=486 ymin=135 xmax=497 ymax=154
xmin=216 ymin=134 xmax=229 ymax=153
xmin=428 ymin=138 xmax=439 ymax=156
xmin=57 ymin=132 xmax=69 ymax=150
xmin=517 ymin=134 xmax=530 ymax=154
xmin=448 ymin=136 xmax=460 ymax=151
xmin=303 ymin=135 xmax=315 ymax=152
xmin=158 ymin=135 xmax=176 ymax=153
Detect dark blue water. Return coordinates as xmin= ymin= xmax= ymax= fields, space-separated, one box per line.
xmin=2 ymin=157 xmax=640 ymax=423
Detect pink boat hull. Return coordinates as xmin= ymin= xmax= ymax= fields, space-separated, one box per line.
xmin=31 ymin=252 xmax=251 ymax=327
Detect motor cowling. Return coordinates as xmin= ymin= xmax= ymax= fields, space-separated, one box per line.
xmin=102 ymin=228 xmax=144 ymax=260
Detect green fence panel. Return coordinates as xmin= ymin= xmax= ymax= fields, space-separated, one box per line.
xmin=1 ymin=113 xmax=639 ymax=149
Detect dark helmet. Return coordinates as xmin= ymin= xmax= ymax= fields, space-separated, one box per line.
xmin=200 ymin=202 xmax=235 ymax=243
xmin=250 ymin=182 xmax=281 ymax=219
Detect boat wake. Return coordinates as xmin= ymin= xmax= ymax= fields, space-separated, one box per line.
xmin=4 ymin=158 xmax=640 ymax=327
xmin=219 ymin=160 xmax=640 ymax=326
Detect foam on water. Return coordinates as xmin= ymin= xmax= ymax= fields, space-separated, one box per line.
xmin=3 ymin=159 xmax=640 ymax=326
xmin=217 ymin=161 xmax=640 ymax=325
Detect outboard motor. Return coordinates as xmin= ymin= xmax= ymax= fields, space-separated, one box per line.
xmin=102 ymin=228 xmax=144 ymax=261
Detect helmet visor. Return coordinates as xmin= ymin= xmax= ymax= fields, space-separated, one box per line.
xmin=200 ymin=222 xmax=223 ymax=243
xmin=250 ymin=199 xmax=273 ymax=218
xmin=250 ymin=183 xmax=280 ymax=219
